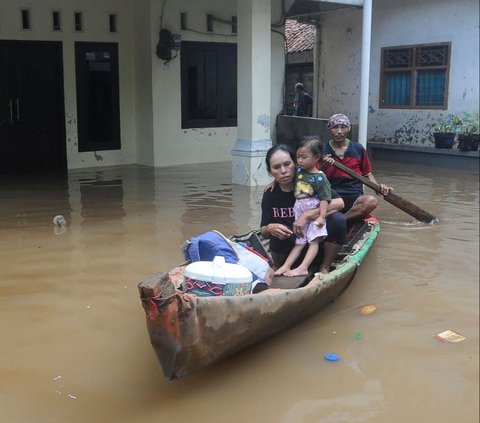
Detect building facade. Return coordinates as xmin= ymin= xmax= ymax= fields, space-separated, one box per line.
xmin=1 ymin=0 xmax=478 ymax=179
xmin=0 ymin=0 xmax=286 ymax=185
xmin=308 ymin=0 xmax=479 ymax=145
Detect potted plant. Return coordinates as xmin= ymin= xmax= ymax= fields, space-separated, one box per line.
xmin=457 ymin=112 xmax=479 ymax=152
xmin=433 ymin=115 xmax=462 ymax=149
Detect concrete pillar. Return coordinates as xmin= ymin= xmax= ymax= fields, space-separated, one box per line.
xmin=232 ymin=0 xmax=272 ymax=186
xmin=358 ymin=0 xmax=371 ymax=148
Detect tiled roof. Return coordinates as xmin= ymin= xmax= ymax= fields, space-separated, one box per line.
xmin=285 ymin=19 xmax=316 ymax=54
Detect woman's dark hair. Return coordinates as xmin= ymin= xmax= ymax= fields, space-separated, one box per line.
xmin=265 ymin=144 xmax=295 ymax=172
xmin=298 ymin=136 xmax=323 ymax=159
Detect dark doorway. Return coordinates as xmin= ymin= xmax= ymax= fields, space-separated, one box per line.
xmin=286 ymin=63 xmax=314 ymax=116
xmin=0 ymin=40 xmax=66 ymax=173
xmin=75 ymin=42 xmax=120 ymax=152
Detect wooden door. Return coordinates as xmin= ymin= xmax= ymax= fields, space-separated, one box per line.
xmin=0 ymin=41 xmax=66 ymax=173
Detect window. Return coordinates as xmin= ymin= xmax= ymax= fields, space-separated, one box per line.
xmin=181 ymin=42 xmax=237 ymax=129
xmin=109 ymin=14 xmax=117 ymax=33
xmin=74 ymin=12 xmax=83 ymax=31
xmin=52 ymin=11 xmax=61 ymax=31
xmin=75 ymin=42 xmax=121 ymax=152
xmin=21 ymin=9 xmax=31 ymax=30
xmin=180 ymin=12 xmax=187 ymax=30
xmin=380 ymin=42 xmax=450 ymax=109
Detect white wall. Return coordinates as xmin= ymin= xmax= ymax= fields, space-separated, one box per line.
xmin=271 ymin=28 xmax=286 ymax=142
xmin=0 ymin=0 xmax=137 ymax=168
xmin=316 ymin=0 xmax=480 ymax=145
xmin=148 ymin=0 xmax=237 ymax=167
xmin=134 ymin=0 xmax=154 ymax=166
xmin=270 ymin=0 xmax=286 ymax=143
xmin=369 ymin=0 xmax=479 ymax=145
xmin=316 ymin=8 xmax=363 ymax=121
xmin=147 ymin=0 xmax=285 ymax=167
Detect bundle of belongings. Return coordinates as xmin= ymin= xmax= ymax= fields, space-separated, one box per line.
xmin=181 ymin=230 xmax=273 ymax=296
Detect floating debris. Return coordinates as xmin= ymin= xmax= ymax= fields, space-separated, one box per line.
xmin=324 ymin=353 xmax=340 ymax=362
xmin=53 ymin=215 xmax=66 ymax=227
xmin=53 ymin=215 xmax=67 ymax=235
xmin=360 ymin=305 xmax=377 ymax=315
xmin=434 ymin=330 xmax=466 ymax=343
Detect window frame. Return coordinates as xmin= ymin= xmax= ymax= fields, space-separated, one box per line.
xmin=180 ymin=41 xmax=237 ymax=129
xmin=379 ymin=42 xmax=451 ymax=110
xmin=75 ymin=42 xmax=121 ymax=152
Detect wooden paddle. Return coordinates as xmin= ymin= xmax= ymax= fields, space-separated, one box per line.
xmin=331 ymin=161 xmax=438 ymax=223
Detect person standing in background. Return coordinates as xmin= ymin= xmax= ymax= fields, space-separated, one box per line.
xmin=293 ymin=83 xmax=313 ymax=117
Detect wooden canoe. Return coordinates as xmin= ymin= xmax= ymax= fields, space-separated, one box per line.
xmin=138 ymin=217 xmax=380 ymax=381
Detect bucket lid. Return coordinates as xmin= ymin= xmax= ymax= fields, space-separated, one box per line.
xmin=184 ymin=256 xmax=252 ymax=284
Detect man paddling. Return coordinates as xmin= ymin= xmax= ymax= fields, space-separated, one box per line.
xmin=322 ymin=113 xmax=392 ymax=222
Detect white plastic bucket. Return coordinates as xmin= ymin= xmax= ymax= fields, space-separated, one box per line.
xmin=184 ymin=256 xmax=252 ymax=296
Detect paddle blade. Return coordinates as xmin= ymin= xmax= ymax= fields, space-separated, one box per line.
xmin=331 ymin=160 xmax=438 ymax=223
xmin=384 ymin=192 xmax=438 ymax=223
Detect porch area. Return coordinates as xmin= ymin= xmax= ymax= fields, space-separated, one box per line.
xmin=368 ymin=142 xmax=480 ymax=172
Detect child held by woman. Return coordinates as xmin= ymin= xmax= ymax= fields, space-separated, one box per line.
xmin=274 ymin=136 xmax=331 ymax=277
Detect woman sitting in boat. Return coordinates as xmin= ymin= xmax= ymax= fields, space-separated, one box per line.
xmin=273 ymin=137 xmax=331 ymax=278
xmin=322 ymin=113 xmax=392 ymax=222
xmin=261 ymin=144 xmax=346 ymax=275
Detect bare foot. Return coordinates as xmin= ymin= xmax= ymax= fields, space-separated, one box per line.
xmin=284 ymin=267 xmax=309 ymax=277
xmin=274 ymin=266 xmax=290 ymax=276
xmin=319 ymin=266 xmax=330 ymax=274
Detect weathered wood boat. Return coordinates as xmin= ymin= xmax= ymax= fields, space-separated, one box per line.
xmin=138 ymin=217 xmax=380 ymax=381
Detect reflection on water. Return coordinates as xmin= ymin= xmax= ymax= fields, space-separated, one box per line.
xmin=80 ymin=176 xmax=126 ymax=265
xmin=181 ymin=183 xmax=235 ymax=241
xmin=0 ymin=161 xmax=478 ymax=423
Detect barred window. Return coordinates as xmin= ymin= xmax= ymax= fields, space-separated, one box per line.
xmin=380 ymin=43 xmax=450 ymax=109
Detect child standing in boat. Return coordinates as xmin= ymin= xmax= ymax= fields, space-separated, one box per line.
xmin=274 ymin=136 xmax=331 ymax=277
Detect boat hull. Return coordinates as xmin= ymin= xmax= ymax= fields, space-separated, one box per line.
xmin=139 ymin=220 xmax=380 ymax=381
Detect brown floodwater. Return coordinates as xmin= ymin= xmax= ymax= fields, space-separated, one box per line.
xmin=0 ymin=160 xmax=478 ymax=423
